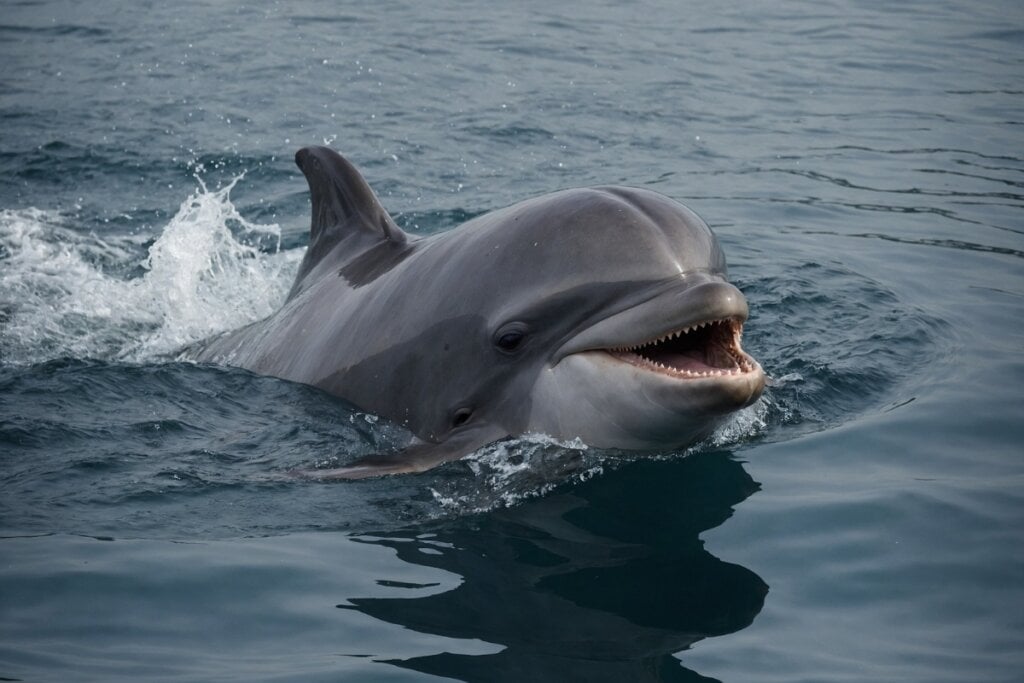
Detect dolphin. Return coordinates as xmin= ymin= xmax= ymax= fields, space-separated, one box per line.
xmin=188 ymin=146 xmax=765 ymax=478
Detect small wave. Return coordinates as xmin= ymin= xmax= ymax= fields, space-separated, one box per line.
xmin=0 ymin=23 xmax=111 ymax=38
xmin=425 ymin=404 xmax=772 ymax=518
xmin=707 ymin=398 xmax=772 ymax=448
xmin=428 ymin=434 xmax=603 ymax=515
xmin=0 ymin=178 xmax=301 ymax=365
xmin=733 ymin=257 xmax=951 ymax=441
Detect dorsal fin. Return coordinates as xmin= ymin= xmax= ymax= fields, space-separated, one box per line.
xmin=289 ymin=146 xmax=406 ymax=297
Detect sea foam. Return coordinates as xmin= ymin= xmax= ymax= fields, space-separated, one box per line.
xmin=0 ymin=178 xmax=301 ymax=365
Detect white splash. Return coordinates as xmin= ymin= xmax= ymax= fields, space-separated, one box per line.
xmin=707 ymin=397 xmax=771 ymax=447
xmin=0 ymin=178 xmax=302 ymax=365
xmin=427 ymin=403 xmax=774 ymax=517
xmin=429 ymin=434 xmax=601 ymax=515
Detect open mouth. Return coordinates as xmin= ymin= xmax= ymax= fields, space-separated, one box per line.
xmin=607 ymin=318 xmax=758 ymax=379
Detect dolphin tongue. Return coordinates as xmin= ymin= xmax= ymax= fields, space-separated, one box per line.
xmin=647 ymin=350 xmax=718 ymax=373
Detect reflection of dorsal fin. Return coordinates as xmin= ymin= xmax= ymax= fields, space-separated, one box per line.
xmin=289 ymin=146 xmax=406 ymax=298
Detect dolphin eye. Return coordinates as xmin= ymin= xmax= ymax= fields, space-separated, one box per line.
xmin=494 ymin=325 xmax=528 ymax=353
xmin=497 ymin=331 xmax=525 ymax=351
xmin=451 ymin=408 xmax=473 ymax=428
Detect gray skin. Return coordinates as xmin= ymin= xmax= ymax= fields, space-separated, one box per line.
xmin=188 ymin=146 xmax=765 ymax=478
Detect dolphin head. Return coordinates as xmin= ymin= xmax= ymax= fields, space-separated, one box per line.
xmin=395 ymin=186 xmax=765 ymax=452
xmin=242 ymin=148 xmax=766 ymax=476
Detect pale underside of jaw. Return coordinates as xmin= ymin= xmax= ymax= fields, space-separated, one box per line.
xmin=605 ymin=318 xmax=759 ymax=379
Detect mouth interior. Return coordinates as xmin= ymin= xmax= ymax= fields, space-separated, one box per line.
xmin=608 ymin=319 xmax=756 ymax=379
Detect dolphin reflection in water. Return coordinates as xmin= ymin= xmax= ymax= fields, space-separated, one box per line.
xmin=341 ymin=453 xmax=767 ymax=681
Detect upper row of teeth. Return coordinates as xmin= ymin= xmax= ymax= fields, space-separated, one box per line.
xmin=611 ymin=320 xmax=725 ymax=352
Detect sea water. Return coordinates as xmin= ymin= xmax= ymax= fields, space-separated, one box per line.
xmin=1 ymin=1 xmax=1022 ymax=681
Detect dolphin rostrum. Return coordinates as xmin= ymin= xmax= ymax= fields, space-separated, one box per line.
xmin=188 ymin=146 xmax=765 ymax=478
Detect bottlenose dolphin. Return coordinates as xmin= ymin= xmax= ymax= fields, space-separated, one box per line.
xmin=189 ymin=146 xmax=765 ymax=478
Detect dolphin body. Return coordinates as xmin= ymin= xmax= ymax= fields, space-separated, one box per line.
xmin=189 ymin=146 xmax=765 ymax=478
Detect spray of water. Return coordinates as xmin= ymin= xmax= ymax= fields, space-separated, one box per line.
xmin=0 ymin=178 xmax=301 ymax=365
xmin=427 ymin=399 xmax=772 ymax=516
xmin=1 ymin=178 xmax=769 ymax=508
xmin=429 ymin=434 xmax=601 ymax=515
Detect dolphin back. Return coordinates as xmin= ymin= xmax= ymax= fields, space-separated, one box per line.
xmin=288 ymin=146 xmax=409 ymax=300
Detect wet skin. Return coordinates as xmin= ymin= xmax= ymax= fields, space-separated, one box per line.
xmin=188 ymin=146 xmax=765 ymax=477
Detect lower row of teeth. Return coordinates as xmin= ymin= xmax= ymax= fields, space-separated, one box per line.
xmin=639 ymin=357 xmax=755 ymax=377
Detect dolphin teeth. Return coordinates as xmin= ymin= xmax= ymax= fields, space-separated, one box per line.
xmin=606 ymin=317 xmax=760 ymax=380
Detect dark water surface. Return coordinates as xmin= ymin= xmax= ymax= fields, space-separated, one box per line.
xmin=2 ymin=1 xmax=1023 ymax=681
